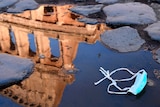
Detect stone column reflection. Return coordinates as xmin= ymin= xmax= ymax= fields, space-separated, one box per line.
xmin=0 ymin=24 xmax=11 ymax=52
xmin=60 ymin=34 xmax=79 ymax=70
xmin=11 ymin=26 xmax=30 ymax=57
xmin=34 ymin=31 xmax=52 ymax=61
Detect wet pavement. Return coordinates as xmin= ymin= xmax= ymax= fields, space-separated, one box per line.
xmin=0 ymin=0 xmax=160 ymax=107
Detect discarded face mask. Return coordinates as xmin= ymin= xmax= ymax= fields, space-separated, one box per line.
xmin=94 ymin=67 xmax=147 ymax=95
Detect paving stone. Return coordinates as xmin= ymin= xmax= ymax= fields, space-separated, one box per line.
xmin=0 ymin=0 xmax=18 ymax=9
xmin=101 ymin=26 xmax=145 ymax=52
xmin=78 ymin=17 xmax=98 ymax=24
xmin=144 ymin=21 xmax=160 ymax=41
xmin=96 ymin=0 xmax=118 ymax=4
xmin=0 ymin=53 xmax=34 ymax=87
xmin=70 ymin=4 xmax=104 ymax=16
xmin=7 ymin=0 xmax=39 ymax=13
xmin=103 ymin=2 xmax=157 ymax=25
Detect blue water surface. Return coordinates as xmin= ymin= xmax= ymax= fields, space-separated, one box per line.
xmin=59 ymin=41 xmax=160 ymax=107
xmin=0 ymin=95 xmax=22 ymax=107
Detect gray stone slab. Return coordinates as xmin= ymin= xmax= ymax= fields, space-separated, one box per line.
xmin=7 ymin=0 xmax=39 ymax=13
xmin=70 ymin=4 xmax=104 ymax=16
xmin=144 ymin=21 xmax=160 ymax=41
xmin=74 ymin=0 xmax=86 ymax=1
xmin=78 ymin=18 xmax=98 ymax=24
xmin=103 ymin=2 xmax=157 ymax=25
xmin=0 ymin=53 xmax=34 ymax=87
xmin=96 ymin=0 xmax=118 ymax=4
xmin=101 ymin=26 xmax=145 ymax=52
xmin=0 ymin=0 xmax=18 ymax=8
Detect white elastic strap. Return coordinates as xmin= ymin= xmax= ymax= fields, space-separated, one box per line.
xmin=94 ymin=67 xmax=140 ymax=94
xmin=107 ymin=83 xmax=128 ymax=94
xmin=94 ymin=67 xmax=136 ymax=85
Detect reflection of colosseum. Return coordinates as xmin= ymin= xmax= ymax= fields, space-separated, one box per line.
xmin=0 ymin=4 xmax=110 ymax=107
xmin=0 ymin=4 xmax=109 ymax=70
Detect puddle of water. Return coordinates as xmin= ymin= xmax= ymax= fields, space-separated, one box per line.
xmin=0 ymin=95 xmax=22 ymax=107
xmin=0 ymin=36 xmax=160 ymax=107
xmin=59 ymin=41 xmax=160 ymax=107
xmin=0 ymin=3 xmax=160 ymax=107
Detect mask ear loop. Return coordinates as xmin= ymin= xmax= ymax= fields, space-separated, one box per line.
xmin=94 ymin=67 xmax=141 ymax=94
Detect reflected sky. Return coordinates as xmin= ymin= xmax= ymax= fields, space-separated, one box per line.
xmin=59 ymin=41 xmax=160 ymax=107
xmin=49 ymin=38 xmax=60 ymax=57
xmin=0 ymin=95 xmax=22 ymax=107
xmin=10 ymin=30 xmax=16 ymax=45
xmin=1 ymin=32 xmax=160 ymax=107
xmin=28 ymin=33 xmax=37 ymax=53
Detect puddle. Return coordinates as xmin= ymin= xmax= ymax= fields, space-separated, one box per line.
xmin=0 ymin=3 xmax=160 ymax=107
xmin=0 ymin=39 xmax=160 ymax=107
xmin=59 ymin=41 xmax=160 ymax=107
xmin=0 ymin=95 xmax=21 ymax=107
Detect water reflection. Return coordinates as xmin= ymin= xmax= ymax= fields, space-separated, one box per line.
xmin=0 ymin=64 xmax=74 ymax=107
xmin=2 ymin=3 xmax=159 ymax=107
xmin=0 ymin=4 xmax=106 ymax=107
xmin=0 ymin=4 xmax=106 ymax=69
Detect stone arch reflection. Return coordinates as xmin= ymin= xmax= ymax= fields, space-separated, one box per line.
xmin=0 ymin=4 xmax=110 ymax=107
xmin=0 ymin=5 xmax=108 ymax=70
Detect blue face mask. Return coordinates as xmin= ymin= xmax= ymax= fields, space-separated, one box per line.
xmin=94 ymin=67 xmax=147 ymax=95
